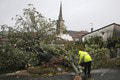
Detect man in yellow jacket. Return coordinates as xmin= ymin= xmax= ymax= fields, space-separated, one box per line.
xmin=78 ymin=50 xmax=92 ymax=78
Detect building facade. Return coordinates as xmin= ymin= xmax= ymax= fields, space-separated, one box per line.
xmin=82 ymin=23 xmax=120 ymax=41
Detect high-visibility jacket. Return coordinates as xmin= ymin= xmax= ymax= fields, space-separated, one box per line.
xmin=78 ymin=50 xmax=92 ymax=64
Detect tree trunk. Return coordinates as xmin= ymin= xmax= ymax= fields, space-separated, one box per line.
xmin=70 ymin=62 xmax=79 ymax=75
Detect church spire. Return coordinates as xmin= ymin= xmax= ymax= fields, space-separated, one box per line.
xmin=58 ymin=2 xmax=63 ymax=20
xmin=56 ymin=2 xmax=65 ymax=35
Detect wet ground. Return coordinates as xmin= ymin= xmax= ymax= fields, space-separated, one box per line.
xmin=0 ymin=74 xmax=73 ymax=80
xmin=0 ymin=69 xmax=120 ymax=80
xmin=91 ymin=69 xmax=120 ymax=80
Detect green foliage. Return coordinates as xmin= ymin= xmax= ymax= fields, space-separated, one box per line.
xmin=107 ymin=37 xmax=120 ymax=48
xmin=63 ymin=42 xmax=111 ymax=69
xmin=82 ymin=36 xmax=120 ymax=68
xmin=63 ymin=36 xmax=120 ymax=69
xmin=85 ymin=45 xmax=110 ymax=68
xmin=107 ymin=37 xmax=120 ymax=58
xmin=63 ymin=42 xmax=85 ymax=68
xmin=84 ymin=36 xmax=106 ymax=48
xmin=0 ymin=4 xmax=60 ymax=71
xmin=0 ymin=43 xmax=29 ymax=70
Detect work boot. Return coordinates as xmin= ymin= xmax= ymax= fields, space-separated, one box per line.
xmin=88 ymin=74 xmax=91 ymax=79
xmin=84 ymin=74 xmax=87 ymax=80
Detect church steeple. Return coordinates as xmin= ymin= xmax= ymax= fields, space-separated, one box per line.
xmin=57 ymin=2 xmax=65 ymax=35
xmin=58 ymin=2 xmax=63 ymax=20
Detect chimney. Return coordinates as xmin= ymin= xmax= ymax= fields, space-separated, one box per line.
xmin=91 ymin=28 xmax=93 ymax=32
xmin=91 ymin=23 xmax=93 ymax=32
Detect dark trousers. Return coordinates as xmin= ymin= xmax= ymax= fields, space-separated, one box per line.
xmin=80 ymin=61 xmax=92 ymax=77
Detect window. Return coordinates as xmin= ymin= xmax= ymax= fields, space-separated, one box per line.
xmin=101 ymin=32 xmax=105 ymax=35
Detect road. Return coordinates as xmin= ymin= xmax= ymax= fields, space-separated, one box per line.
xmin=0 ymin=69 xmax=120 ymax=80
xmin=91 ymin=69 xmax=120 ymax=80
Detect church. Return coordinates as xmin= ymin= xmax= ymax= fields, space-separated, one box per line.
xmin=56 ymin=3 xmax=88 ymax=41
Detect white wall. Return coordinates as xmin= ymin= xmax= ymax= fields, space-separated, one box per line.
xmin=82 ymin=24 xmax=114 ymax=41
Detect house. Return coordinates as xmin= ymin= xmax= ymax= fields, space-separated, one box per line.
xmin=67 ymin=30 xmax=88 ymax=41
xmin=82 ymin=23 xmax=120 ymax=42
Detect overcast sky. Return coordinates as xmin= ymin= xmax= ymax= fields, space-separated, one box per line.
xmin=0 ymin=0 xmax=120 ymax=31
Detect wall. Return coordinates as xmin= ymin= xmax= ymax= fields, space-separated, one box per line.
xmin=82 ymin=24 xmax=114 ymax=41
